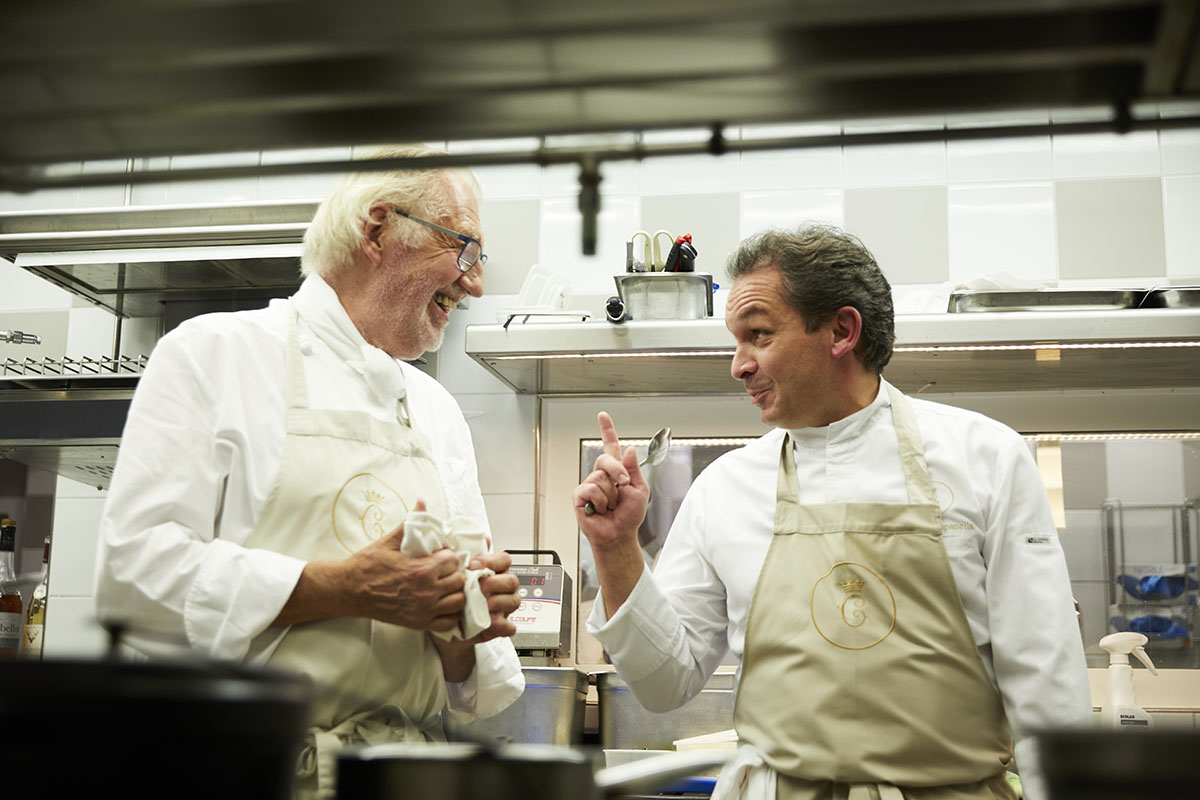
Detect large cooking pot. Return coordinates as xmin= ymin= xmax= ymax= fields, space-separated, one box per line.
xmin=0 ymin=657 xmax=312 ymax=798
xmin=338 ymin=742 xmax=729 ymax=800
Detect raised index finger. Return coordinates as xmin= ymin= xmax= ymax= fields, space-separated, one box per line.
xmin=597 ymin=411 xmax=622 ymax=459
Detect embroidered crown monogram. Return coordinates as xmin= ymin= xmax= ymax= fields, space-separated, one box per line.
xmin=331 ymin=472 xmax=416 ymax=553
xmin=812 ymin=560 xmax=897 ymax=650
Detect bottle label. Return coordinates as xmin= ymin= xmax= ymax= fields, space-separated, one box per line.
xmin=0 ymin=528 xmax=14 ymax=551
xmin=22 ymin=623 xmax=43 ymax=656
xmin=0 ymin=611 xmax=20 ymax=649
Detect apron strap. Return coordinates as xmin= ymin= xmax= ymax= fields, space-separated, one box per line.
xmin=883 ymin=384 xmax=939 ymax=512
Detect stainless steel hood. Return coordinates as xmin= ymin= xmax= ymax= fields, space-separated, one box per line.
xmin=0 ymin=202 xmax=316 ymax=322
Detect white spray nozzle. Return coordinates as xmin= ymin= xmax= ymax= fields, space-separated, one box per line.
xmin=1099 ymin=632 xmax=1158 ymax=674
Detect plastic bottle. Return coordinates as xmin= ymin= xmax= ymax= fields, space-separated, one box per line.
xmin=1098 ymin=631 xmax=1157 ymax=731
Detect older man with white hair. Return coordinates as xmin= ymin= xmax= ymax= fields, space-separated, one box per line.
xmin=95 ymin=144 xmax=524 ymax=798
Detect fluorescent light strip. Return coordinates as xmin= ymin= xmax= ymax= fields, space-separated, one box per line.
xmin=490 ymin=340 xmax=1200 ymax=361
xmin=895 ymin=341 xmax=1200 ymax=353
xmin=1023 ymin=432 xmax=1200 ymax=442
xmin=489 ymin=350 xmax=731 ymax=360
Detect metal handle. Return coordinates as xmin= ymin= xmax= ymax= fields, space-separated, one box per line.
xmin=504 ymin=549 xmax=562 ymax=565
xmin=0 ymin=330 xmax=41 ymax=345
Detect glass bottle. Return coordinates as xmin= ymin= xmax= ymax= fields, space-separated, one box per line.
xmin=0 ymin=514 xmax=23 ymax=656
xmin=22 ymin=536 xmax=49 ymax=658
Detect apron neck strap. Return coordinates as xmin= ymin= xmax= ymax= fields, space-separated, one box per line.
xmin=775 ymin=384 xmax=940 ymax=510
xmin=884 ymin=383 xmax=938 ymax=508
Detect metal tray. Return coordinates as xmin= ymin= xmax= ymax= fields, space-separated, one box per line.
xmin=947 ymin=288 xmax=1146 ymax=313
xmin=1140 ymin=286 xmax=1200 ymax=308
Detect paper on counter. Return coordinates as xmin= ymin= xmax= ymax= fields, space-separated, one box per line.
xmin=400 ymin=511 xmax=494 ymax=640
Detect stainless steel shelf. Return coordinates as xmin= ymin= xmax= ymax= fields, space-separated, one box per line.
xmin=465 ymin=308 xmax=1200 ymax=396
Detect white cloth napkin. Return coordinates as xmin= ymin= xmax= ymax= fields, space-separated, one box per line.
xmin=400 ymin=511 xmax=494 ymax=640
xmin=711 ymin=745 xmax=776 ymax=800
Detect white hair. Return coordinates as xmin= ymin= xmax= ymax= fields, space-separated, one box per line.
xmin=300 ymin=143 xmax=482 ymax=280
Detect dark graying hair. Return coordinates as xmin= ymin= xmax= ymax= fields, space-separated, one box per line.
xmin=727 ymin=223 xmax=895 ymax=373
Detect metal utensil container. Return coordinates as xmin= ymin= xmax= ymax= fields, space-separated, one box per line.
xmin=613 ymin=273 xmax=713 ymax=320
xmin=597 ymin=670 xmax=735 ymax=750
xmin=947 ymin=288 xmax=1146 ymax=313
xmin=445 ymin=667 xmax=588 ymax=745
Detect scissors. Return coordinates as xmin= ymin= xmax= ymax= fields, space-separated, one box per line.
xmin=629 ymin=230 xmax=674 ymax=271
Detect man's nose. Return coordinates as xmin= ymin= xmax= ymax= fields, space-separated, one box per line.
xmin=459 ymin=262 xmax=484 ymax=298
xmin=731 ymin=348 xmax=755 ymax=381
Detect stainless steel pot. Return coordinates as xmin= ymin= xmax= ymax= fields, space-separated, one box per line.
xmin=337 ymin=742 xmax=729 ymax=800
xmin=0 ymin=657 xmax=312 ymax=799
xmin=444 ymin=667 xmax=587 ymax=745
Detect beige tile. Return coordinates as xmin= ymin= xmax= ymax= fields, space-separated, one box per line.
xmin=1060 ymin=510 xmax=1105 ymax=582
xmin=1062 ymin=442 xmax=1109 ymax=510
xmin=479 ymin=198 xmax=542 ymax=295
xmin=1054 ymin=178 xmax=1166 ymax=280
xmin=640 ymin=193 xmax=741 ymax=285
xmin=844 ymin=186 xmax=949 ymax=285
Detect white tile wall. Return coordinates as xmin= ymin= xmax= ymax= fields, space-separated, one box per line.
xmin=6 ymin=110 xmax=1199 ymax=667
xmin=947 ymin=183 xmax=1057 ymax=284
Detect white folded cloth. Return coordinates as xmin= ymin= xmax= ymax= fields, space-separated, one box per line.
xmin=400 ymin=511 xmax=495 ymax=640
xmin=711 ymin=744 xmax=776 ymax=800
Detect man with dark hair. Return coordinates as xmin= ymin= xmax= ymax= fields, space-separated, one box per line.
xmin=575 ymin=223 xmax=1090 ymax=800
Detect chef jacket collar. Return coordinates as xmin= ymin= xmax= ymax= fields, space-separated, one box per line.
xmin=784 ymin=379 xmax=890 ymax=452
xmin=292 ymin=275 xmax=408 ymax=405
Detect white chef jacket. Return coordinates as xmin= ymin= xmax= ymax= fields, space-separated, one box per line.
xmin=95 ymin=275 xmax=523 ymax=720
xmin=589 ymin=380 xmax=1092 ymax=795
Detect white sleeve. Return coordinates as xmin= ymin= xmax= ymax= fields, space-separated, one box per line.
xmin=587 ymin=479 xmax=730 ymax=712
xmin=94 ymin=329 xmax=305 ymax=660
xmin=982 ymin=435 xmax=1093 ymax=798
xmin=445 ymin=637 xmax=526 ymax=722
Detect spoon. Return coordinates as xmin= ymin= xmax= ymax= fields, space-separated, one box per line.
xmin=584 ymin=427 xmax=672 ymax=516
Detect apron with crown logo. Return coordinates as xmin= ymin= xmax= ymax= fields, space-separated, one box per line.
xmin=243 ymin=306 xmax=452 ymax=798
xmin=734 ymin=385 xmax=1015 ymax=800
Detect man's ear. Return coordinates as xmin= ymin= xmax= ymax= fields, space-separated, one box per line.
xmin=360 ymin=205 xmax=390 ymax=267
xmin=829 ymin=306 xmax=863 ymax=360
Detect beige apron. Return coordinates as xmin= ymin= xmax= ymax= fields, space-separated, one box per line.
xmin=734 ymin=385 xmax=1015 ymax=800
xmin=243 ymin=306 xmax=451 ymax=798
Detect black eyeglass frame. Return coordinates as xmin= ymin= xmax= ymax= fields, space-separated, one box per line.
xmin=393 ymin=209 xmax=487 ymax=273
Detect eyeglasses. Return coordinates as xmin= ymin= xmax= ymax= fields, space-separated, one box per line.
xmin=393 ymin=209 xmax=487 ymax=273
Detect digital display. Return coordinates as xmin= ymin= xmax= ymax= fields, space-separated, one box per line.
xmin=526 ymin=576 xmax=545 ymax=585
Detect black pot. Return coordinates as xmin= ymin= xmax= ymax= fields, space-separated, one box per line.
xmin=0 ymin=657 xmax=312 ymax=799
xmin=337 ymin=742 xmax=728 ymax=800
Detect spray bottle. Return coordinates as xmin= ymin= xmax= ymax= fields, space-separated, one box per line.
xmin=1098 ymin=631 xmax=1157 ymax=731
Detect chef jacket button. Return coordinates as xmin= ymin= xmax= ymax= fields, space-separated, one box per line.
xmin=300 ymin=338 xmax=314 ymax=356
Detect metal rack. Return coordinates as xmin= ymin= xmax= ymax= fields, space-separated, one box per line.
xmin=1102 ymin=498 xmax=1199 ymax=668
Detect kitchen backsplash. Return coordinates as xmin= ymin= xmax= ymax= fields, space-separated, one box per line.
xmin=3 ymin=109 xmax=1198 ymax=662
